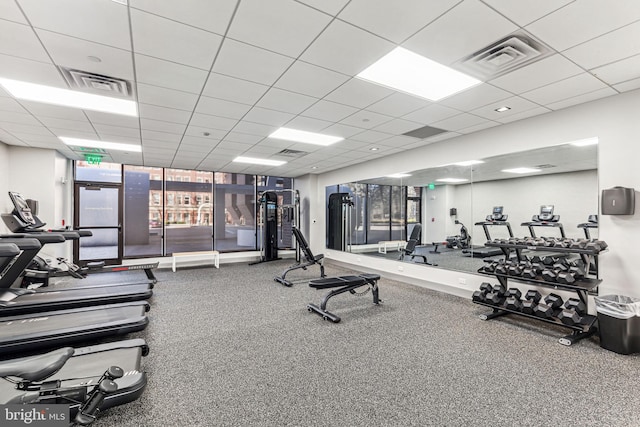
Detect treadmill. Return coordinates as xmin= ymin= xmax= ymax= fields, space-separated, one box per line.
xmin=520 ymin=205 xmax=566 ymax=238
xmin=468 ymin=206 xmax=512 ymax=258
xmin=0 ymin=244 xmax=149 ymax=355
xmin=0 ymin=236 xmax=152 ymax=316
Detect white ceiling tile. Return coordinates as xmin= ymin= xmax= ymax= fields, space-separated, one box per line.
xmin=296 ymin=0 xmax=349 ymax=16
xmin=37 ymin=29 xmax=133 ymax=80
xmin=202 ymin=73 xmax=269 ymax=105
xmin=457 ymin=121 xmax=500 ymax=134
xmin=222 ymin=132 xmax=264 ymax=144
xmin=439 ymin=84 xmax=512 ymax=111
xmin=590 ymin=54 xmax=640 ymax=85
xmin=373 ymin=118 xmax=424 ymax=135
xmin=0 ymin=20 xmax=49 ymax=62
xmin=243 ymin=107 xmax=295 ymax=127
xmin=0 ymin=53 xmax=64 ymax=87
xmin=470 ymin=96 xmax=541 ymax=120
xmin=228 ymin=0 xmax=331 ymax=57
xmin=136 ymin=83 xmax=199 ymax=111
xmin=339 ymin=110 xmax=391 ymax=129
xmin=140 ymin=118 xmax=187 ymax=134
xmin=350 ymin=130 xmax=393 ymax=143
xmin=274 ymin=61 xmax=349 ymax=98
xmin=0 ymin=111 xmax=39 ymax=125
xmin=402 ymin=104 xmax=461 ymax=124
xmin=39 ymin=116 xmax=94 ymax=131
xmin=48 ymin=127 xmax=97 ymax=139
xmin=135 ymin=54 xmax=209 ymax=94
xmin=489 ymin=54 xmax=583 ymax=93
xmin=300 ymin=19 xmax=394 ymax=75
xmin=526 ymin=0 xmax=640 ymax=51
xmin=613 ymin=77 xmax=640 ymax=92
xmin=403 ymin=0 xmax=518 ymax=65
xmin=180 ymin=135 xmax=219 ymax=148
xmin=0 ymin=97 xmax=27 ymax=113
xmin=18 ymin=0 xmax=130 ymax=49
xmin=521 ymin=73 xmax=608 ymax=105
xmin=20 ymin=102 xmax=88 ymax=121
xmin=366 ymin=92 xmax=432 ymax=117
xmin=325 ymin=78 xmax=395 ymax=109
xmin=546 ymin=87 xmax=617 ymax=111
xmin=189 ymin=114 xmax=237 ymax=132
xmin=481 ymin=0 xmax=574 ymax=26
xmin=301 ymin=99 xmax=359 ymax=122
xmin=213 ymin=39 xmax=295 ymax=86
xmin=321 ymin=123 xmax=369 ymax=139
xmin=0 ymin=0 xmax=28 ymax=24
xmin=131 ymin=9 xmax=222 ymax=70
xmin=84 ymin=111 xmax=140 ymax=128
xmin=496 ymin=106 xmax=551 ymax=124
xmin=138 ymin=103 xmax=193 ymax=124
xmin=93 ymin=123 xmax=141 ymax=138
xmin=195 ymin=96 xmax=252 ymax=120
xmin=283 ymin=116 xmax=333 ymax=132
xmin=184 ymin=123 xmax=229 ymax=138
xmin=130 ymin=0 xmax=237 ymax=34
xmin=430 ymin=113 xmax=489 ymax=131
xmin=378 ymin=135 xmax=422 ymax=147
xmin=256 ymin=88 xmax=318 ymax=115
xmin=339 ymin=0 xmax=460 ymax=44
xmin=563 ymin=21 xmax=640 ymax=70
xmin=232 ymin=121 xmax=279 ymax=137
xmin=3 ymin=130 xmax=54 ymax=140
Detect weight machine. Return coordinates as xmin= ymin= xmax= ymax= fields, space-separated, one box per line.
xmin=327 ymin=193 xmax=354 ymax=251
xmin=251 ymin=189 xmax=301 ymax=265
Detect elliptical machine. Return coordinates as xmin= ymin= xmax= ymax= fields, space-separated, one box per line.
xmin=446 ymin=220 xmax=471 ymax=249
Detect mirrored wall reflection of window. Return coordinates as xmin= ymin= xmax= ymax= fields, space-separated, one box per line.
xmin=123 ymin=166 xmax=163 ymax=257
xmin=214 ymin=173 xmax=256 ymax=252
xmin=390 ymin=186 xmax=405 ymax=241
xmin=165 ymin=168 xmax=213 ymax=255
xmin=367 ymin=184 xmax=390 ymax=244
xmin=257 ymin=175 xmax=295 ymax=249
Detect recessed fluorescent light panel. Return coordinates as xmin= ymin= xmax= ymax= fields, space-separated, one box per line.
xmin=357 ymin=47 xmax=481 ymax=101
xmin=60 ymin=137 xmax=141 ymax=152
xmin=436 ymin=178 xmax=468 ymax=183
xmin=387 ymin=173 xmax=411 ymax=178
xmin=453 ymin=160 xmax=485 ymax=166
xmin=233 ymin=156 xmax=286 ymax=166
xmin=268 ymin=128 xmax=343 ymax=146
xmin=0 ymin=78 xmax=137 ymax=116
xmin=502 ymin=167 xmax=541 ymax=174
xmin=569 ymin=137 xmax=598 ymax=147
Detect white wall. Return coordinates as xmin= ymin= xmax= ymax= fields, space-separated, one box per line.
xmin=0 ymin=142 xmax=9 ymax=231
xmin=316 ymin=88 xmax=640 ymax=299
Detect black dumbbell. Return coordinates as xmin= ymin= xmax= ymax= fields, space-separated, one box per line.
xmin=541 ymin=268 xmax=558 ymax=282
xmin=570 ymin=239 xmax=588 ymax=249
xmin=495 ymin=262 xmax=509 ymax=276
xmin=472 ymin=283 xmax=493 ymax=302
xmin=508 ymin=262 xmax=524 ymax=276
xmin=557 ymin=298 xmax=587 ymax=326
xmin=485 ymin=283 xmax=506 ymax=305
xmin=522 ymin=290 xmax=542 ymax=314
xmin=504 ymin=288 xmax=523 ymax=311
xmin=533 ymin=293 xmax=563 ymax=319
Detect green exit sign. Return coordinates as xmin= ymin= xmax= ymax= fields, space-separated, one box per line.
xmin=428 ymin=183 xmax=435 ymax=190
xmin=85 ymin=154 xmax=102 ymax=165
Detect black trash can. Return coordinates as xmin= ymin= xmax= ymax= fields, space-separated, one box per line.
xmin=595 ymin=295 xmax=640 ymax=355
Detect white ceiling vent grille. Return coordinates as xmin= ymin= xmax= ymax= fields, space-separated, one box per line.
xmin=59 ymin=67 xmax=133 ymax=98
xmin=454 ymin=31 xmax=553 ymax=80
xmin=277 ymin=149 xmax=309 ymax=158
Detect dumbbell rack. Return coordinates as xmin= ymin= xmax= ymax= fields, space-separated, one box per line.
xmin=474 ymin=241 xmax=603 ymax=346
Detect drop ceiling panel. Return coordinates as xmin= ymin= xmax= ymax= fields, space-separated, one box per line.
xmin=0 ymin=0 xmax=28 ymax=24
xmin=591 ymin=54 xmax=640 ymax=85
xmin=274 ymin=61 xmax=350 ymax=98
xmin=130 ymin=9 xmax=221 ymax=70
xmin=339 ymin=110 xmax=392 ymax=129
xmin=202 ymin=73 xmax=269 ymax=105
xmin=295 ymin=0 xmax=349 ymax=16
xmin=0 ymin=20 xmax=50 ymax=62
xmin=373 ymin=118 xmax=425 ymax=135
xmin=1 ymin=111 xmax=41 ymax=126
xmin=546 ymin=87 xmax=617 ymax=111
xmin=17 ymin=0 xmax=131 ymax=50
xmin=438 ymin=84 xmax=512 ymax=111
xmin=136 ymin=83 xmax=199 ymax=112
xmin=256 ymin=88 xmax=318 ymax=115
xmin=183 ymin=123 xmax=228 ymax=139
xmin=20 ymin=102 xmax=89 ymax=121
xmin=457 ymin=121 xmax=500 ymax=134
xmin=232 ymin=121 xmax=278 ymax=137
xmin=495 ymin=106 xmax=551 ymax=124
xmin=470 ymin=95 xmax=541 ymax=120
xmin=365 ymin=92 xmax=432 ymax=117
xmin=430 ymin=112 xmax=489 ymax=131
xmin=311 ymin=123 xmax=364 ymax=139
xmin=130 ymin=0 xmax=236 ymax=34
xmin=525 ymin=0 xmax=640 ymax=52
xmin=402 ymin=104 xmax=461 ymax=125
xmin=521 ymin=73 xmax=608 ymax=105
xmin=489 ymin=54 xmax=583 ymax=93
xmin=0 ymin=54 xmax=65 ymax=87
xmin=213 ymin=39 xmax=295 ymax=86
xmin=48 ymin=127 xmax=97 ymax=139
xmin=284 ymin=115 xmax=333 ymax=132
xmin=138 ymin=103 xmax=193 ymax=125
xmin=93 ymin=123 xmax=141 ymax=139
xmin=195 ymin=96 xmax=252 ymax=120
xmin=324 ymin=78 xmax=395 ymax=109
xmin=613 ymin=77 xmax=640 ymax=92
xmin=403 ymin=0 xmax=518 ymax=66
xmin=228 ymin=0 xmax=331 ymax=57
xmin=37 ymin=29 xmax=134 ymax=80
xmin=38 ymin=116 xmax=94 ymax=132
xmin=350 ymin=130 xmax=393 ymax=143
xmin=301 ymin=99 xmax=358 ymax=122
xmin=338 ymin=0 xmax=460 ymax=44
xmin=300 ymin=19 xmax=394 ymax=75
xmin=188 ymin=114 xmax=237 ymax=133
xmin=563 ymin=21 xmax=640 ymax=70
xmin=222 ymin=132 xmax=264 ymax=144
xmin=134 ymin=54 xmax=208 ymax=94
xmin=481 ymin=0 xmax=574 ymax=27
xmin=243 ymin=107 xmax=294 ymax=127
xmin=84 ymin=111 xmax=139 ymax=128
xmin=0 ymin=97 xmax=27 ymax=113
xmin=140 ymin=118 xmax=187 ymax=135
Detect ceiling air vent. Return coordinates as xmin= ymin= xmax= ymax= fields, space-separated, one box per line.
xmin=454 ymin=31 xmax=553 ymax=80
xmin=533 ymin=164 xmax=556 ymax=169
xmin=277 ymin=149 xmax=308 ymax=158
xmin=58 ymin=67 xmax=133 ymax=98
xmin=403 ymin=125 xmax=447 ymax=139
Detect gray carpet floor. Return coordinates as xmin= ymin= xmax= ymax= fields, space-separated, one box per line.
xmin=84 ymin=260 xmax=640 ymax=427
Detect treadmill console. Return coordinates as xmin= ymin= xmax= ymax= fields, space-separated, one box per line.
xmin=8 ymin=191 xmax=36 ymax=225
xmin=532 ymin=205 xmax=559 ymax=222
xmin=486 ymin=206 xmax=508 ymax=222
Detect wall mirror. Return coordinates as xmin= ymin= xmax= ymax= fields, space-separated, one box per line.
xmin=325 ymin=140 xmax=598 ymax=276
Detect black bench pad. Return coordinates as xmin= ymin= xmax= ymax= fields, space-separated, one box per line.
xmin=309 ymin=274 xmax=380 ymax=289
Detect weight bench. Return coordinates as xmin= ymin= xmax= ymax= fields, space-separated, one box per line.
xmin=398 ymin=224 xmax=437 ymax=266
xmin=274 ymin=227 xmax=325 ymax=287
xmin=307 ymin=273 xmax=381 ymax=323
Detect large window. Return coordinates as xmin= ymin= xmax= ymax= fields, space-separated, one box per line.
xmin=214 ymin=173 xmax=256 ymax=251
xmin=123 ymin=166 xmax=163 ymax=257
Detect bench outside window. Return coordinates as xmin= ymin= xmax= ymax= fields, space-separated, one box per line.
xmin=172 ymin=251 xmax=220 ymax=272
xmin=377 ymin=240 xmax=407 ymax=254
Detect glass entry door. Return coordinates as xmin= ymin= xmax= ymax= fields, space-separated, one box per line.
xmin=73 ymin=183 xmax=122 ymax=266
